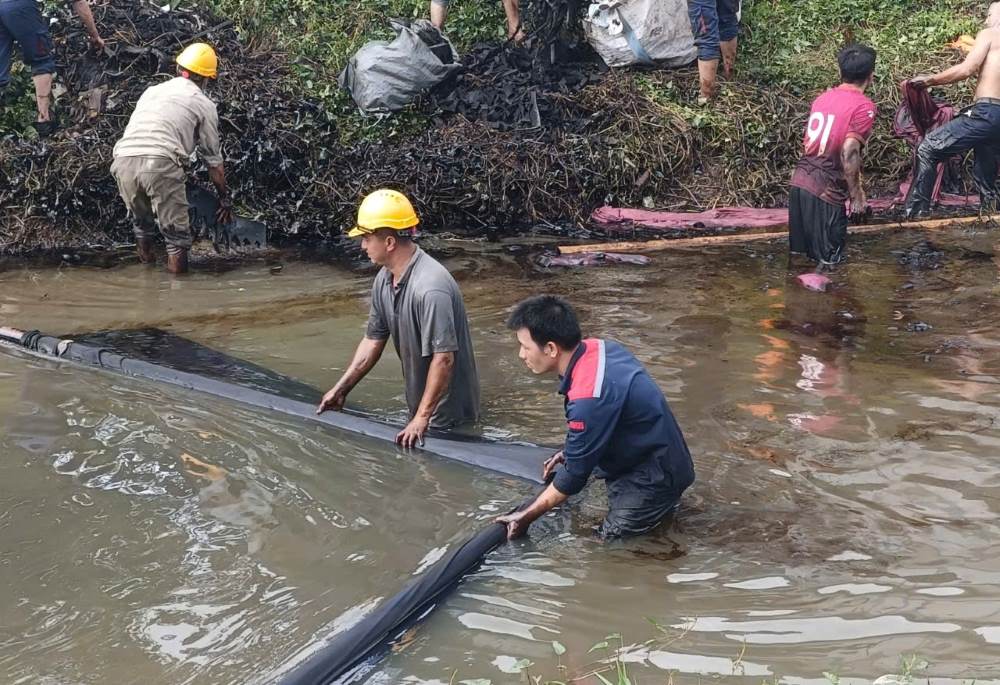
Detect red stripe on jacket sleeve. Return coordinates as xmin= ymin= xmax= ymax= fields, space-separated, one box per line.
xmin=567 ymin=339 xmax=600 ymax=401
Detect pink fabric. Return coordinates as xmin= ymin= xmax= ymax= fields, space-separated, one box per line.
xmin=594 ymin=183 xmax=979 ymax=232
xmin=867 ymin=183 xmax=978 ymax=211
xmin=592 ymin=206 xmax=789 ymax=231
xmin=892 ymin=81 xmax=960 ymax=205
xmin=796 ymin=273 xmax=832 ymax=292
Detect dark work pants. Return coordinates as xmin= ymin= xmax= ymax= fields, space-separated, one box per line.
xmin=597 ymin=455 xmax=682 ymax=539
xmin=905 ymin=98 xmax=1000 ymax=215
xmin=788 ymin=186 xmax=848 ymax=265
xmin=0 ymin=0 xmax=56 ymax=89
xmin=687 ymin=0 xmax=740 ymax=61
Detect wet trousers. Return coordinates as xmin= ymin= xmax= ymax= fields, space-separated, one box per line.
xmin=597 ymin=454 xmax=683 ymax=539
xmin=788 ymin=186 xmax=847 ymax=265
xmin=111 ymin=156 xmax=192 ymax=254
xmin=905 ymin=98 xmax=1000 ymax=215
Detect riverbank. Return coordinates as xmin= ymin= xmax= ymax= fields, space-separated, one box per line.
xmin=0 ymin=0 xmax=981 ymax=255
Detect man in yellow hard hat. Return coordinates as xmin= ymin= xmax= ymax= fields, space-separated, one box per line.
xmin=110 ymin=43 xmax=232 ymax=274
xmin=317 ymin=190 xmax=481 ymax=447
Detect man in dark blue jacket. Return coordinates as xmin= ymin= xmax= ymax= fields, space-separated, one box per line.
xmin=498 ymin=295 xmax=695 ymax=539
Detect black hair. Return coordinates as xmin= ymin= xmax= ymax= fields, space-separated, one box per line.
xmin=838 ymin=44 xmax=876 ymax=85
xmin=507 ymin=295 xmax=582 ymax=351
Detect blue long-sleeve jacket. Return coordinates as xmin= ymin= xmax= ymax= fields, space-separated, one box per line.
xmin=552 ymin=339 xmax=695 ymax=496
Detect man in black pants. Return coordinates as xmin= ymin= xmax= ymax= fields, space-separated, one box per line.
xmin=788 ymin=45 xmax=877 ymax=265
xmin=497 ymin=295 xmax=695 ymax=540
xmin=905 ymin=2 xmax=1000 ymax=217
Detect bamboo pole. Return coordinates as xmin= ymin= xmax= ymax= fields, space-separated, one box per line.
xmin=558 ymin=214 xmax=997 ymax=255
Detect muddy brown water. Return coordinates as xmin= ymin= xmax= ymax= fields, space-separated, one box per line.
xmin=1 ymin=229 xmax=1000 ymax=684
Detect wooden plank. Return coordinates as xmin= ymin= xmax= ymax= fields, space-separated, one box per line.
xmin=558 ymin=214 xmax=995 ymax=255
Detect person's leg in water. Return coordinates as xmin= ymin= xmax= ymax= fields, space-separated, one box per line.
xmin=717 ymin=0 xmax=740 ymax=76
xmin=972 ymin=138 xmax=1000 ymax=217
xmin=788 ymin=186 xmax=843 ymax=291
xmin=905 ymin=102 xmax=1000 ymax=218
xmin=688 ymin=0 xmax=721 ymax=103
xmin=142 ymin=158 xmax=193 ymax=274
xmin=111 ymin=157 xmax=158 ymax=264
xmin=596 ymin=458 xmax=681 ymax=540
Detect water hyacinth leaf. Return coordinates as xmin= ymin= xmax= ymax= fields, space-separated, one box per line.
xmin=588 ymin=640 xmax=609 ymax=653
xmin=604 ymin=633 xmax=621 ymax=641
xmin=551 ymin=640 xmax=566 ymax=656
xmin=458 ymin=680 xmax=492 ymax=685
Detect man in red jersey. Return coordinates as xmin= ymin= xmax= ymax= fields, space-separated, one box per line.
xmin=788 ymin=44 xmax=877 ymax=265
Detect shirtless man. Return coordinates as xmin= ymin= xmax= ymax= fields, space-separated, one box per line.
xmin=905 ymin=2 xmax=1000 ymax=217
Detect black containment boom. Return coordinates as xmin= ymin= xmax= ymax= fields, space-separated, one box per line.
xmin=0 ymin=325 xmax=547 ymax=683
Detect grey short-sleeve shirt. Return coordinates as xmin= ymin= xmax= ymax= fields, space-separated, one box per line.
xmin=365 ymin=246 xmax=480 ymax=428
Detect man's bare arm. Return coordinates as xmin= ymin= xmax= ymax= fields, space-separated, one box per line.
xmin=921 ymin=29 xmax=992 ymax=86
xmin=71 ymin=0 xmax=104 ymax=50
xmin=395 ymin=351 xmax=454 ymax=448
xmin=842 ymin=136 xmax=866 ymax=214
xmin=317 ymin=337 xmax=387 ymax=413
xmin=496 ymin=483 xmax=569 ymax=540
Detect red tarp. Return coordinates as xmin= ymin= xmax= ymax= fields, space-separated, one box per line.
xmin=592 ymin=206 xmax=790 ymax=231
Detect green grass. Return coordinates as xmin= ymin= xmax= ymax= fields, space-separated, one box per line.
xmin=741 ymin=0 xmax=981 ymax=101
xmin=201 ymin=0 xmax=509 ymax=142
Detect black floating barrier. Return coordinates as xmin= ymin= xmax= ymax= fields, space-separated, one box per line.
xmin=0 ymin=326 xmax=548 ymax=483
xmin=0 ymin=325 xmax=547 ymax=683
xmin=281 ymin=497 xmax=533 ymax=684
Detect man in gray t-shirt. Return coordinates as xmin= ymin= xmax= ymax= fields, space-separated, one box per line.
xmin=317 ymin=190 xmax=480 ymax=448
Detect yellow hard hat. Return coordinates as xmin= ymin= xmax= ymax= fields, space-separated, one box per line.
xmin=176 ymin=43 xmax=218 ymax=79
xmin=347 ymin=189 xmax=420 ymax=238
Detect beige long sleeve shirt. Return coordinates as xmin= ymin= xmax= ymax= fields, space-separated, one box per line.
xmin=113 ymin=77 xmax=223 ymax=167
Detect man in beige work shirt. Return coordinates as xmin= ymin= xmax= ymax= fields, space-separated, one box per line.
xmin=110 ymin=43 xmax=231 ymax=274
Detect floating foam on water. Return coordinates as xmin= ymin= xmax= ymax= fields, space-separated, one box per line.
xmin=637 ymin=648 xmax=773 ymax=677
xmin=724 ymin=576 xmax=791 ymax=590
xmin=493 ymin=655 xmax=532 ymax=674
xmin=458 ymin=612 xmax=556 ymax=640
xmin=666 ymin=572 xmax=719 ymax=584
xmin=817 ymin=583 xmax=892 ymax=596
xmin=975 ymin=626 xmax=1000 ymax=644
xmin=916 ymin=587 xmax=964 ymax=596
xmin=827 ymin=550 xmax=872 ymax=562
xmin=672 ymin=614 xmax=961 ymax=644
xmin=491 ymin=565 xmax=576 ymax=588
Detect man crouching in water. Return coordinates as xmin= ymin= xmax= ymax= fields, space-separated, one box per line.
xmin=497 ymin=295 xmax=695 ymax=540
